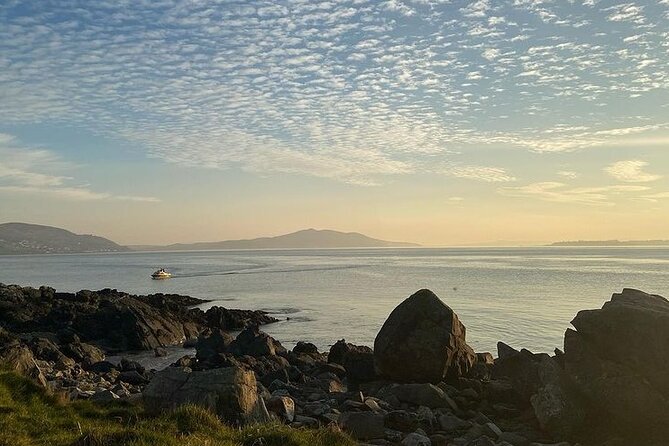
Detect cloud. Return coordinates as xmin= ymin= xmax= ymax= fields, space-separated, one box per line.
xmin=557 ymin=171 xmax=579 ymax=179
xmin=0 ymin=1 xmax=667 ymax=186
xmin=446 ymin=165 xmax=516 ymax=182
xmin=638 ymin=192 xmax=669 ymax=202
xmin=499 ymin=182 xmax=650 ymax=206
xmin=0 ymin=135 xmax=160 ymax=202
xmin=605 ymin=160 xmax=662 ymax=183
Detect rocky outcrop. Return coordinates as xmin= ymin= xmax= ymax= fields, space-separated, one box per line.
xmin=374 ymin=289 xmax=476 ymax=383
xmin=143 ymin=366 xmax=264 ymax=424
xmin=205 ymin=306 xmax=278 ymax=331
xmin=562 ymin=288 xmax=669 ymax=440
xmin=0 ymin=283 xmax=277 ymax=353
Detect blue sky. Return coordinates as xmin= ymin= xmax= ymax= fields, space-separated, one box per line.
xmin=1 ymin=0 xmax=668 ymax=245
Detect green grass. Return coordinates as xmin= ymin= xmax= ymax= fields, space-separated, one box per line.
xmin=0 ymin=370 xmax=355 ymax=446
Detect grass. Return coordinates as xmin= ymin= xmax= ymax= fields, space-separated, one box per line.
xmin=0 ymin=370 xmax=355 ymax=446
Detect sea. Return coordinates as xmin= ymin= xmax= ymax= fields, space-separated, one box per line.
xmin=2 ymin=247 xmax=668 ymax=357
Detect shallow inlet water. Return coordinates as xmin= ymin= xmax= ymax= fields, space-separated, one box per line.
xmin=1 ymin=247 xmax=668 ymax=357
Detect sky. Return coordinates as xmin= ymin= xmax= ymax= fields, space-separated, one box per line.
xmin=0 ymin=0 xmax=668 ymax=246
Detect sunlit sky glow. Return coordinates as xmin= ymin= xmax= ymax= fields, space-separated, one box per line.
xmin=1 ymin=0 xmax=668 ymax=245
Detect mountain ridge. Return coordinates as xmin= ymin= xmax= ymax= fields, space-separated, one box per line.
xmin=0 ymin=223 xmax=419 ymax=254
xmin=130 ymin=228 xmax=420 ymax=251
xmin=0 ymin=222 xmax=128 ymax=255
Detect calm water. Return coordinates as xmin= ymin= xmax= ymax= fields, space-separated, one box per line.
xmin=1 ymin=247 xmax=668 ymax=355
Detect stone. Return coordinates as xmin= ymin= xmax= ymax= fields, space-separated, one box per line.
xmin=344 ymin=349 xmax=377 ymax=387
xmin=265 ymin=395 xmax=295 ymax=422
xmin=89 ymin=361 xmax=117 ymax=373
xmin=562 ymin=288 xmax=669 ymax=438
xmin=429 ymin=434 xmax=449 ymax=446
xmin=228 ymin=326 xmax=286 ymax=357
xmin=120 ymin=358 xmax=145 ymax=374
xmin=293 ymin=415 xmax=319 ymax=428
xmin=384 ymin=410 xmax=420 ymax=432
xmin=328 ymin=339 xmax=373 ymax=366
xmin=381 ymin=383 xmax=458 ymax=410
xmin=339 ymin=411 xmax=386 ymax=440
xmin=143 ymin=366 xmax=262 ymax=424
xmin=293 ymin=341 xmax=319 ymax=355
xmin=374 ymin=289 xmax=476 ymax=383
xmin=498 ymin=432 xmax=530 ymax=446
xmin=154 ymin=347 xmax=168 ymax=357
xmin=118 ymin=370 xmax=149 ymax=385
xmin=195 ymin=329 xmax=234 ymax=362
xmin=438 ymin=413 xmax=469 ymax=432
xmin=0 ymin=343 xmax=47 ymax=386
xmin=204 ymin=306 xmax=278 ymax=331
xmin=530 ymin=357 xmax=585 ymax=438
xmin=482 ymin=422 xmax=503 ymax=439
xmin=401 ymin=432 xmax=432 ymax=446
xmin=497 ymin=342 xmax=520 ymax=360
xmin=491 ymin=346 xmax=549 ymax=403
xmin=63 ymin=341 xmax=105 ymax=367
xmin=91 ymin=390 xmax=120 ymax=402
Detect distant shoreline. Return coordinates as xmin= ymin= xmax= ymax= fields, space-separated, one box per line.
xmin=550 ymin=240 xmax=669 ymax=247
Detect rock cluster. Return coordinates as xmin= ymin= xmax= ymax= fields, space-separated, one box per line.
xmin=3 ymin=282 xmax=668 ymax=446
xmin=0 ymin=283 xmax=277 ymax=352
xmin=0 ymin=283 xmax=278 ymax=401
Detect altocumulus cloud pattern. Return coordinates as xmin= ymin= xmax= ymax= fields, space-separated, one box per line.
xmin=1 ymin=0 xmax=668 ymax=185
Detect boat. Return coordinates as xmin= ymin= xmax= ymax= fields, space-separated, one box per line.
xmin=151 ymin=268 xmax=172 ymax=280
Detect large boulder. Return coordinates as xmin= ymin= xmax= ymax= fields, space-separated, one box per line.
xmin=563 ymin=288 xmax=669 ymax=438
xmin=0 ymin=342 xmax=47 ymax=386
xmin=143 ymin=366 xmax=264 ymax=424
xmin=374 ymin=289 xmax=476 ymax=383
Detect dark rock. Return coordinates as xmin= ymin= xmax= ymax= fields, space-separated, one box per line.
xmin=491 ymin=346 xmax=549 ymax=403
xmin=118 ymin=370 xmax=149 ymax=385
xmin=154 ymin=347 xmax=168 ymax=357
xmin=293 ymin=341 xmax=319 ymax=355
xmin=328 ymin=339 xmax=372 ymax=365
xmin=379 ymin=383 xmax=458 ymax=410
xmin=497 ymin=342 xmax=520 ymax=360
xmin=62 ymin=341 xmax=105 ymax=367
xmin=120 ymin=358 xmax=145 ymax=374
xmin=339 ymin=411 xmax=386 ymax=440
xmin=89 ymin=361 xmax=117 ymax=373
xmin=0 ymin=284 xmax=274 ymax=354
xmin=195 ymin=329 xmax=234 ymax=363
xmin=374 ymin=289 xmax=476 ymax=383
xmin=563 ymin=288 xmax=669 ymax=439
xmin=438 ymin=413 xmax=470 ymax=432
xmin=228 ymin=326 xmax=286 ymax=357
xmin=205 ymin=306 xmax=278 ymax=331
xmin=266 ymin=395 xmax=295 ymax=422
xmin=385 ymin=410 xmax=421 ymax=432
xmin=401 ymin=432 xmax=431 ymax=446
xmin=530 ymin=356 xmax=585 ymax=438
xmin=344 ymin=349 xmax=377 ymax=388
xmin=91 ymin=389 xmax=120 ymax=402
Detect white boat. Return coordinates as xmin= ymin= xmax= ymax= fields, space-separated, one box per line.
xmin=151 ymin=268 xmax=172 ymax=280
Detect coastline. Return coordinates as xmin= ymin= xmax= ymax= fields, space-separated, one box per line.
xmin=2 ymin=283 xmax=668 ymax=445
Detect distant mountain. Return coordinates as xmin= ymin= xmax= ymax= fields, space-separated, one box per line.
xmin=0 ymin=222 xmax=128 ymax=255
xmin=551 ymin=240 xmax=669 ymax=247
xmin=132 ymin=228 xmax=420 ymax=251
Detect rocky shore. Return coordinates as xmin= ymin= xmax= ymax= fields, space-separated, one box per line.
xmin=1 ymin=283 xmax=667 ymax=446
